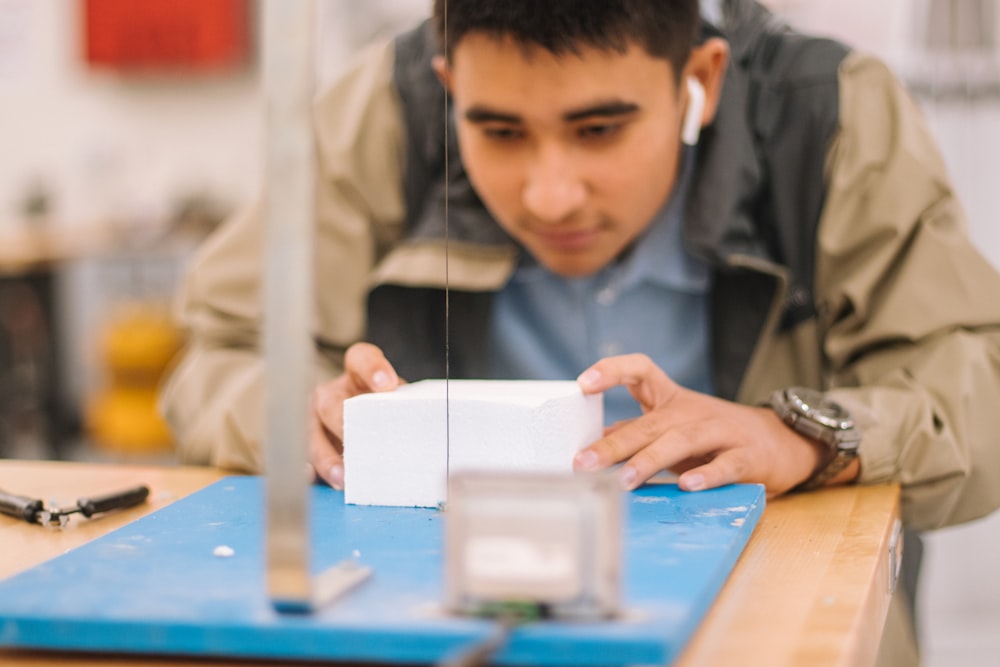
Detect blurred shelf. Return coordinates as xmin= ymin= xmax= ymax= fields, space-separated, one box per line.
xmin=0 ymin=223 xmax=117 ymax=275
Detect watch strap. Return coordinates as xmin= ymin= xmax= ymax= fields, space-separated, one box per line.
xmin=795 ymin=449 xmax=857 ymax=492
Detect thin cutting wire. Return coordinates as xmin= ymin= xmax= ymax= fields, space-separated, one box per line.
xmin=444 ymin=0 xmax=451 ymax=483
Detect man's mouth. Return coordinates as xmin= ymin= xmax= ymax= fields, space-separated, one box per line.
xmin=531 ymin=227 xmax=602 ymax=251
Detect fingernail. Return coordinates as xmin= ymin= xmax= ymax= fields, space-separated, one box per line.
xmin=574 ymin=449 xmax=599 ymax=471
xmin=372 ymin=370 xmax=393 ymax=390
xmin=619 ymin=466 xmax=638 ymax=490
xmin=578 ymin=369 xmax=601 ymax=389
xmin=329 ymin=464 xmax=344 ymax=491
xmin=683 ymin=473 xmax=705 ymax=491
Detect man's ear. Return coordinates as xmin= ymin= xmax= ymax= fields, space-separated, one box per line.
xmin=431 ymin=55 xmax=452 ymax=91
xmin=682 ymin=37 xmax=729 ymax=129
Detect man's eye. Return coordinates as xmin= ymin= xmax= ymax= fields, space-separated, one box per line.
xmin=483 ymin=126 xmax=524 ymax=141
xmin=578 ymin=123 xmax=622 ymax=140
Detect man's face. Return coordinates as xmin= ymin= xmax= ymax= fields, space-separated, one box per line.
xmin=443 ymin=33 xmax=686 ymax=278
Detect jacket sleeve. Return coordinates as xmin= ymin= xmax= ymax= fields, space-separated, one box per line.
xmin=817 ymin=53 xmax=1000 ymax=530
xmin=159 ymin=39 xmax=407 ymax=472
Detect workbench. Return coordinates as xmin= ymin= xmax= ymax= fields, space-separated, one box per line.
xmin=0 ymin=459 xmax=900 ymax=666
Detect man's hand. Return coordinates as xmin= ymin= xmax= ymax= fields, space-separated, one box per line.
xmin=571 ymin=354 xmax=857 ymax=496
xmin=309 ymin=342 xmax=402 ymax=489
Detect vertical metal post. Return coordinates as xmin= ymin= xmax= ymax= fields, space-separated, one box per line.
xmin=262 ymin=0 xmax=371 ymax=615
xmin=263 ymin=0 xmax=315 ymax=613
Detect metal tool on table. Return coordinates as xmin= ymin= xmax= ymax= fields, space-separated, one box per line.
xmin=0 ymin=484 xmax=149 ymax=527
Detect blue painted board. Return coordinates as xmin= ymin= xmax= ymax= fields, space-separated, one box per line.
xmin=0 ymin=477 xmax=765 ymax=666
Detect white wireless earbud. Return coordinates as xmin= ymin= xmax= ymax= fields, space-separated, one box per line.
xmin=682 ymin=77 xmax=706 ymax=146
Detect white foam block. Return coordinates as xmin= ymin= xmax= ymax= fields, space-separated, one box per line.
xmin=343 ymin=380 xmax=603 ymax=507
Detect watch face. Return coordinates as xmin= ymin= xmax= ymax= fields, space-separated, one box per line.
xmin=788 ymin=388 xmax=854 ymax=430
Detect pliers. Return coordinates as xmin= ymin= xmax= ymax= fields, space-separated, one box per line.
xmin=0 ymin=484 xmax=149 ymax=527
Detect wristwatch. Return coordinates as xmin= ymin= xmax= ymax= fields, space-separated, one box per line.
xmin=767 ymin=387 xmax=862 ymax=491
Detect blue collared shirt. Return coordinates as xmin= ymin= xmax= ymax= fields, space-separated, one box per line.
xmin=489 ymin=150 xmax=714 ymax=425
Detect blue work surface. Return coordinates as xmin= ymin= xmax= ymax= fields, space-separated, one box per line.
xmin=0 ymin=477 xmax=765 ymax=666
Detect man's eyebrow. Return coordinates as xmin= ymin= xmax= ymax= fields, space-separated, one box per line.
xmin=563 ymin=101 xmax=639 ymax=122
xmin=464 ymin=106 xmax=522 ymax=124
xmin=463 ymin=101 xmax=640 ymax=124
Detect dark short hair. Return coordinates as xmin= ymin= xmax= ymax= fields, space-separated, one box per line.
xmin=432 ymin=0 xmax=701 ymax=82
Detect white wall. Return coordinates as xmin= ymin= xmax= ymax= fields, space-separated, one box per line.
xmin=0 ymin=0 xmax=261 ymax=231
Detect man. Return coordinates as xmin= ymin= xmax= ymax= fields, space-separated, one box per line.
xmin=161 ymin=1 xmax=1000 ymax=663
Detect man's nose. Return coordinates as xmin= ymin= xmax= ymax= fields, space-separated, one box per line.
xmin=522 ymin=147 xmax=586 ymax=223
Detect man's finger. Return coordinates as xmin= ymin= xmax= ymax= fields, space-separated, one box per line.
xmin=312 ymin=454 xmax=345 ymax=490
xmin=677 ymin=448 xmax=751 ymax=493
xmin=575 ymin=414 xmax=718 ymax=480
xmin=309 ymin=408 xmax=345 ymax=490
xmin=344 ymin=342 xmax=401 ymax=394
xmin=616 ymin=418 xmax=726 ymax=490
xmin=577 ymin=353 xmax=680 ymax=412
xmin=602 ymin=417 xmax=636 ymax=437
xmin=313 ymin=378 xmax=350 ymax=442
xmin=309 ymin=343 xmax=401 ymax=492
xmin=573 ymin=417 xmax=653 ymax=472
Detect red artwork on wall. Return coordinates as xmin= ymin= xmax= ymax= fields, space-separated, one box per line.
xmin=83 ymin=0 xmax=252 ymax=72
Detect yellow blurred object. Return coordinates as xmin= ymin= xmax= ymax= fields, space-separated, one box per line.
xmin=86 ymin=386 xmax=175 ymax=451
xmin=102 ymin=304 xmax=181 ymax=376
xmin=85 ymin=303 xmax=183 ymax=453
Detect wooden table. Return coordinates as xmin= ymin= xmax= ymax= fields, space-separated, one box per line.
xmin=0 ymin=460 xmax=901 ymax=666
